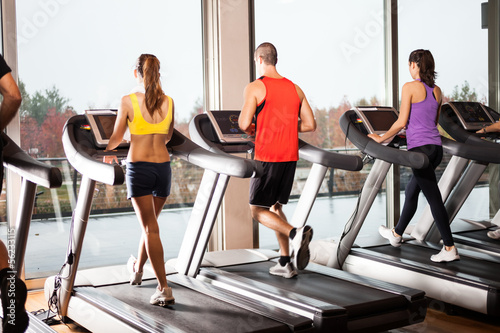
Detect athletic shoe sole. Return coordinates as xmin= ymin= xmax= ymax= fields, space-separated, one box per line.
xmin=269 ymin=263 xmax=298 ymax=279
xmin=151 ymin=299 xmax=175 ymax=307
xmin=294 ymin=226 xmax=313 ymax=270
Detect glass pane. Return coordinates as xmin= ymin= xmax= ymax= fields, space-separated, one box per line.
xmin=398 ymin=0 xmax=488 ymax=105
xmin=398 ymin=0 xmax=490 ymax=228
xmin=15 ymin=0 xmax=203 ymax=279
xmin=254 ymin=0 xmax=386 ymax=248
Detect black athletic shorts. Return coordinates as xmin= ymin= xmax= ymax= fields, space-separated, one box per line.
xmin=126 ymin=161 xmax=171 ymax=199
xmin=249 ymin=161 xmax=296 ymax=208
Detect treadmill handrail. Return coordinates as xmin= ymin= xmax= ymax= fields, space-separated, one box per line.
xmin=298 ymin=139 xmax=363 ymax=171
xmin=340 ymin=110 xmax=429 ymax=169
xmin=189 ymin=114 xmax=233 ymax=156
xmin=169 ymin=128 xmax=260 ymax=178
xmin=63 ymin=117 xmax=124 ymax=186
xmin=441 ymin=137 xmax=500 ymax=164
xmin=189 ymin=114 xmax=262 ymax=177
xmin=2 ymin=132 xmax=62 ymax=188
xmin=190 ymin=113 xmax=362 ymax=172
xmin=64 ymin=115 xmax=259 ymax=185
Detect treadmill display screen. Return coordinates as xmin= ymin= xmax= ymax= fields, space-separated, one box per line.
xmin=456 ymin=102 xmax=490 ymax=124
xmin=85 ymin=109 xmax=128 ymax=148
xmin=94 ymin=114 xmax=116 ymax=140
xmin=206 ymin=110 xmax=254 ymax=143
xmin=211 ymin=111 xmax=246 ymax=135
xmin=362 ymin=111 xmax=398 ymax=132
xmin=353 ymin=107 xmax=399 ymax=134
xmin=447 ymin=102 xmax=494 ymax=131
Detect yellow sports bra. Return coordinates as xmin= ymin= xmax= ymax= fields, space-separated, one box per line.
xmin=127 ymin=93 xmax=172 ymax=135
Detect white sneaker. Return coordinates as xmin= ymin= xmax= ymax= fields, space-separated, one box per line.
xmin=291 ymin=226 xmax=313 ymax=270
xmin=487 ymin=229 xmax=500 ymax=240
xmin=269 ymin=262 xmax=298 ymax=279
xmin=127 ymin=255 xmax=143 ymax=285
xmin=378 ymin=226 xmax=402 ymax=247
xmin=150 ymin=287 xmax=175 ymax=306
xmin=430 ymin=246 xmax=460 ymax=263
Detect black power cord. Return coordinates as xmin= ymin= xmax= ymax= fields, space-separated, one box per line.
xmin=47 ymin=210 xmax=76 ymax=322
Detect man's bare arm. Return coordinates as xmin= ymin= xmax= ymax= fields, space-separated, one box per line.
xmin=0 ymin=73 xmax=21 ymax=131
xmin=296 ymin=85 xmax=316 ymax=133
xmin=239 ymin=82 xmax=259 ymax=133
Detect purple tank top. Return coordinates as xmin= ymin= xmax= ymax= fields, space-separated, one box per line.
xmin=406 ymin=80 xmax=442 ymax=150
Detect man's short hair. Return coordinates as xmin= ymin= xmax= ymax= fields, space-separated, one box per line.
xmin=255 ymin=42 xmax=277 ymax=66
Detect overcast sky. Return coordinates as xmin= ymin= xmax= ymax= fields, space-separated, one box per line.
xmin=16 ymin=0 xmax=203 ymax=121
xmin=15 ymin=0 xmax=487 ymax=121
xmin=255 ymin=0 xmax=488 ymax=109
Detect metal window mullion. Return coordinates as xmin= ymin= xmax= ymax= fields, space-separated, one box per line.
xmin=385 ymin=0 xmax=399 ymax=228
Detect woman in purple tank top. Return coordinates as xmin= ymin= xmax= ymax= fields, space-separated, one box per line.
xmin=368 ymin=49 xmax=459 ymax=262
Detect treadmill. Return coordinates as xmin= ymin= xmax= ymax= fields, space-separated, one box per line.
xmin=44 ymin=111 xmax=313 ymax=333
xmin=410 ymin=101 xmax=500 ymax=255
xmin=333 ymin=106 xmax=500 ymax=317
xmin=0 ymin=132 xmax=62 ymax=333
xmin=175 ymin=112 xmax=428 ymax=332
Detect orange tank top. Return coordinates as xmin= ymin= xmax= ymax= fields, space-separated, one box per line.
xmin=127 ymin=93 xmax=172 ymax=135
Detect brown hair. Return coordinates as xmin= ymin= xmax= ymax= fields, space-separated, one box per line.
xmin=408 ymin=49 xmax=437 ymax=87
xmin=136 ymin=54 xmax=164 ymax=117
xmin=255 ymin=42 xmax=278 ymax=66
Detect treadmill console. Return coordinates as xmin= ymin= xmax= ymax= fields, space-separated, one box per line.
xmin=192 ymin=112 xmax=254 ymax=154
xmin=85 ymin=109 xmax=129 ymax=150
xmin=441 ymin=102 xmax=495 ymax=131
xmin=206 ymin=110 xmax=254 ymax=144
xmin=484 ymin=104 xmax=500 ymax=122
xmin=352 ymin=106 xmax=399 ymax=135
xmin=68 ymin=112 xmax=129 ymax=160
xmin=442 ymin=102 xmax=495 ymax=131
xmin=440 ymin=102 xmax=500 ymax=144
xmin=350 ymin=106 xmax=406 ymax=147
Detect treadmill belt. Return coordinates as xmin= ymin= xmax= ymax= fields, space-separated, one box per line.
xmin=363 ymin=244 xmax=500 ymax=285
xmin=454 ymin=229 xmax=500 ymax=252
xmin=218 ymin=261 xmax=408 ymax=318
xmin=99 ymin=279 xmax=291 ymax=333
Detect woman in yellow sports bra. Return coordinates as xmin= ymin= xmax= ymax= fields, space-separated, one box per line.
xmin=105 ymin=54 xmax=175 ymax=306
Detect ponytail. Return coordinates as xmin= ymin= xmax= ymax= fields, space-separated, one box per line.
xmin=409 ymin=49 xmax=437 ymax=87
xmin=136 ymin=54 xmax=165 ymax=117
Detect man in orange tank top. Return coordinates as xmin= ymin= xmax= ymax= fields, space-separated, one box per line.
xmin=239 ymin=42 xmax=316 ymax=277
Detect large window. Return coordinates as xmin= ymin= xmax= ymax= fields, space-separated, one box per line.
xmin=398 ymin=0 xmax=490 ymax=226
xmin=14 ymin=0 xmax=203 ymax=279
xmin=398 ymin=0 xmax=488 ymax=105
xmin=255 ymin=0 xmax=491 ymax=251
xmin=254 ymin=0 xmax=387 ymax=248
xmin=6 ymin=0 xmax=493 ymax=280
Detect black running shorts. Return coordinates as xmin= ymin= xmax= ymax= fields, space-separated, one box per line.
xmin=126 ymin=161 xmax=171 ymax=199
xmin=249 ymin=161 xmax=296 ymax=208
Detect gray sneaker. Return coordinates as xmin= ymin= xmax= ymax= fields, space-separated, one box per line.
xmin=269 ymin=262 xmax=297 ymax=278
xmin=379 ymin=225 xmax=402 ymax=247
xmin=487 ymin=229 xmax=500 ymax=240
xmin=430 ymin=246 xmax=460 ymax=263
xmin=290 ymin=225 xmax=313 ymax=270
xmin=150 ymin=286 xmax=175 ymax=306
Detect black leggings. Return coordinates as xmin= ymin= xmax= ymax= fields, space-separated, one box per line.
xmin=394 ymin=144 xmax=454 ymax=246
